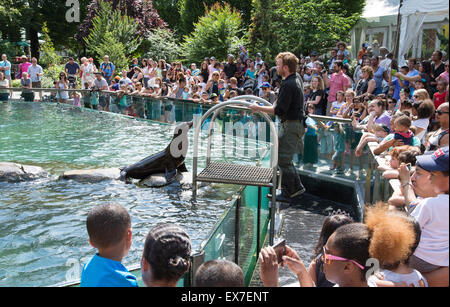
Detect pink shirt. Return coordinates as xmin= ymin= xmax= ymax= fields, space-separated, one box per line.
xmin=21 ymin=62 xmax=32 ymax=73
xmin=438 ymin=71 xmax=449 ymax=83
xmin=328 ymin=72 xmax=350 ymax=102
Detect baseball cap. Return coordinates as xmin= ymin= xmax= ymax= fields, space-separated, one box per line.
xmin=256 ymin=52 xmax=262 ymax=57
xmin=311 ymin=51 xmax=318 ymax=56
xmin=416 ymin=147 xmax=449 ymax=172
xmin=261 ymin=82 xmax=271 ymax=88
xmin=210 ymin=57 xmax=216 ymax=61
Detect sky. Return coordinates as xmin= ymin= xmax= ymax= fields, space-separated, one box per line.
xmin=363 ymin=0 xmax=400 ymax=17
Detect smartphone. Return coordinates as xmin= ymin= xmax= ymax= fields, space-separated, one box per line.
xmin=272 ymin=239 xmax=287 ymax=263
xmin=406 ymin=163 xmax=412 ymax=171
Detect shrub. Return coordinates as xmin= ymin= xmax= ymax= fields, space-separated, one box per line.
xmin=140 ymin=28 xmax=181 ymax=63
xmin=181 ymin=3 xmax=245 ymax=64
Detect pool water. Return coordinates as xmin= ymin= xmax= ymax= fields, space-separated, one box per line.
xmin=0 ymin=102 xmax=269 ymax=286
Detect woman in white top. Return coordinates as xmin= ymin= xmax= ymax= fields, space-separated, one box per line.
xmin=56 ymin=72 xmax=69 ymax=103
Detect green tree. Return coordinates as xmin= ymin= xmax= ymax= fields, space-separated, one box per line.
xmin=93 ymin=32 xmax=129 ymax=72
xmin=181 ymin=3 xmax=245 ymax=64
xmin=249 ymin=0 xmax=362 ymax=64
xmin=140 ymin=28 xmax=181 ymax=63
xmin=83 ymin=1 xmax=141 ymax=59
xmin=179 ymin=0 xmax=252 ymax=36
xmin=39 ymin=22 xmax=63 ymax=67
xmin=152 ymin=0 xmax=182 ymax=31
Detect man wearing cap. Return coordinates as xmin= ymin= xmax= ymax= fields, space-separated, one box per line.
xmin=99 ymin=55 xmax=115 ymax=86
xmin=249 ymin=52 xmax=306 ymax=203
xmin=65 ymin=57 xmax=80 ymax=89
xmin=399 ymin=147 xmax=449 ymax=286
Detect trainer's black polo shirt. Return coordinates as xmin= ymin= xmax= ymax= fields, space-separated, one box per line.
xmin=274 ymin=73 xmax=304 ymax=122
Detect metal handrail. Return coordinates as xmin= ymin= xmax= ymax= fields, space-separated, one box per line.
xmin=192 ymin=96 xmax=279 ymax=245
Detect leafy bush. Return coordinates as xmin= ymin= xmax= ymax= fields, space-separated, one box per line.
xmin=140 ymin=28 xmax=181 ymax=63
xmin=83 ymin=0 xmax=141 ymax=70
xmin=181 ymin=3 xmax=245 ymax=64
xmin=41 ymin=64 xmax=66 ymax=88
xmin=39 ymin=22 xmax=63 ymax=68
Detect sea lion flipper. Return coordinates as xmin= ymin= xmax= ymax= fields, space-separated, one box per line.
xmin=177 ymin=163 xmax=189 ymax=173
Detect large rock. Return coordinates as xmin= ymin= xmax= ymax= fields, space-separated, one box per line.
xmin=60 ymin=168 xmax=121 ymax=183
xmin=0 ymin=162 xmax=49 ymax=182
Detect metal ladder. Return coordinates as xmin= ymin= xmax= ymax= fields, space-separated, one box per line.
xmin=192 ymin=96 xmax=279 ymax=248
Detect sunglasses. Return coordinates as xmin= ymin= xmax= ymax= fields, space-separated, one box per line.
xmin=436 ymin=110 xmax=449 ymax=115
xmin=322 ymin=247 xmax=365 ymax=270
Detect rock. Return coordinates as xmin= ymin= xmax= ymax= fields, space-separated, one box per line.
xmin=0 ymin=162 xmax=49 ymax=182
xmin=60 ymin=168 xmax=121 ymax=183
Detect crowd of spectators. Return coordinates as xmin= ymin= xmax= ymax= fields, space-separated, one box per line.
xmin=2 ymin=41 xmax=448 ymax=288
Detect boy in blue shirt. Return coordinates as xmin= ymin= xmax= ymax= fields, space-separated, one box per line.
xmin=81 ymin=204 xmax=137 ymax=287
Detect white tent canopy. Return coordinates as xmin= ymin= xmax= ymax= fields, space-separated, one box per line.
xmin=398 ymin=0 xmax=449 ymax=65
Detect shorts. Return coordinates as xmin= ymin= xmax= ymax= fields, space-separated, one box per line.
xmin=332 ymin=150 xmax=344 ymax=162
xmin=319 ymin=134 xmax=333 ymax=154
xmin=409 ymin=255 xmax=443 ymax=273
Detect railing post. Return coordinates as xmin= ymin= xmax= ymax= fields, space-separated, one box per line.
xmin=187 ymin=250 xmax=205 ymax=287
xmin=234 ymin=196 xmax=241 ymax=265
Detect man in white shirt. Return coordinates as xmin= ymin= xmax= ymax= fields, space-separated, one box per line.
xmin=0 ymin=54 xmax=12 ymax=97
xmin=27 ymin=57 xmax=44 ymax=101
xmin=409 ymin=146 xmax=449 ymax=287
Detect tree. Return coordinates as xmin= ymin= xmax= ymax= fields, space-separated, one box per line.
xmin=152 ymin=0 xmax=182 ymax=32
xmin=77 ymin=0 xmax=165 ymax=44
xmin=249 ymin=0 xmax=363 ymax=64
xmin=83 ymin=1 xmax=141 ymax=67
xmin=140 ymin=28 xmax=181 ymax=63
xmin=181 ymin=3 xmax=245 ymax=64
xmin=179 ymin=0 xmax=252 ymax=36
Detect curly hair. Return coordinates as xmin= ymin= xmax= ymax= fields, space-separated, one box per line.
xmin=365 ymin=203 xmax=416 ymax=269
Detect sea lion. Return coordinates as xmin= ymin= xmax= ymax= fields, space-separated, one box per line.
xmin=119 ymin=121 xmax=193 ymax=184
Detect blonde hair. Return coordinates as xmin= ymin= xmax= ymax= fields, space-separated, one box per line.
xmin=365 ymin=203 xmax=416 ymax=267
xmin=312 ymin=76 xmax=324 ymax=91
xmin=361 ymin=66 xmax=374 ymax=79
xmin=413 ymin=89 xmax=429 ymax=101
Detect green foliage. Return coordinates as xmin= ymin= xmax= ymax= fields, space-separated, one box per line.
xmin=140 ymin=28 xmax=181 ymax=63
xmin=0 ymin=39 xmax=16 ymax=60
xmin=437 ymin=32 xmax=449 ymax=54
xmin=249 ymin=0 xmax=362 ymax=64
xmin=83 ymin=1 xmax=142 ymax=58
xmin=181 ymin=3 xmax=245 ymax=64
xmin=179 ymin=0 xmax=252 ymax=36
xmin=41 ymin=63 xmax=65 ymax=88
xmin=92 ymin=32 xmax=129 ymax=72
xmin=39 ymin=22 xmax=63 ymax=68
xmin=153 ymin=0 xmax=182 ymax=31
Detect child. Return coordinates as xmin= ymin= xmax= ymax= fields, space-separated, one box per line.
xmin=330 ymin=91 xmax=345 ymax=117
xmin=393 ymin=115 xmax=415 ymax=146
xmin=318 ymin=121 xmax=333 ymax=161
xmin=321 ymin=223 xmax=374 ymax=287
xmin=355 ymin=124 xmax=390 ymax=157
xmin=141 ymin=223 xmax=191 ymax=287
xmin=303 ymin=103 xmax=319 ymax=168
xmin=195 ymin=260 xmax=244 ymax=287
xmin=72 ymin=91 xmax=81 ymax=107
xmin=433 ymin=80 xmax=447 ymax=109
xmin=331 ymin=122 xmax=346 ymax=174
xmin=366 ymin=203 xmax=428 ymax=287
xmin=80 ymin=204 xmax=137 ymax=287
xmin=382 ymin=146 xmax=420 ymax=180
xmin=308 ymin=213 xmax=354 ymax=287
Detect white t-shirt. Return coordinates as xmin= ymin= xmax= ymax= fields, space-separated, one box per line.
xmin=27 ymin=65 xmax=43 ymax=82
xmin=331 ymin=101 xmax=345 ymax=117
xmin=411 ymin=194 xmax=449 ymax=267
xmin=379 ymin=269 xmax=428 ymax=287
xmin=412 ymin=118 xmax=430 ymax=142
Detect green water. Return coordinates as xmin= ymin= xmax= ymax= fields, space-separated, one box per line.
xmin=0 ymin=102 xmax=269 ymax=287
